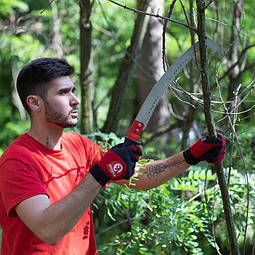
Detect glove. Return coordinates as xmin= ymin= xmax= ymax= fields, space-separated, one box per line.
xmin=183 ymin=134 xmax=226 ymax=165
xmin=90 ymin=138 xmax=143 ymax=186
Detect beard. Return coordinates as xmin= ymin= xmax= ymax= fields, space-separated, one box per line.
xmin=44 ymin=100 xmax=78 ymax=128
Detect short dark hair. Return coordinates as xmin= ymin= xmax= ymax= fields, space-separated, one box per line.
xmin=16 ymin=57 xmax=74 ymax=113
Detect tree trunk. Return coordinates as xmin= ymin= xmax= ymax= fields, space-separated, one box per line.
xmin=196 ymin=1 xmax=240 ymax=254
xmin=51 ymin=1 xmax=63 ymax=58
xmin=79 ymin=0 xmax=94 ymax=134
xmin=227 ymin=0 xmax=243 ymax=102
xmin=102 ymin=0 xmax=150 ymax=133
xmin=137 ymin=0 xmax=170 ymax=135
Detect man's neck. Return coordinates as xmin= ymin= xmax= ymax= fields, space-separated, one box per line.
xmin=28 ymin=125 xmax=64 ymax=150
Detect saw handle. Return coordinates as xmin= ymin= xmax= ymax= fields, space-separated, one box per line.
xmin=127 ymin=120 xmax=144 ymax=142
xmin=124 ymin=136 xmax=141 ymax=146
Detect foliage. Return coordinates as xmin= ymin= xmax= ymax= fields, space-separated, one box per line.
xmin=94 ymin=163 xmax=255 ymax=255
xmin=90 ymin=132 xmax=255 ymax=254
xmin=0 ymin=0 xmax=28 ymax=15
xmin=86 ymin=131 xmax=124 ymax=148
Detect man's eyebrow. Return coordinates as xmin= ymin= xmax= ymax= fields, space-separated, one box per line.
xmin=58 ymin=86 xmax=76 ymax=92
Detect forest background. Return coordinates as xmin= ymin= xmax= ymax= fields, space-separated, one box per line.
xmin=0 ymin=0 xmax=255 ymax=254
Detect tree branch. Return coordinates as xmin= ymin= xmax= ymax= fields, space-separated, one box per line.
xmin=107 ymin=0 xmax=198 ymax=33
xmin=40 ymin=0 xmax=56 ymax=14
xmin=196 ymin=1 xmax=240 ymax=254
xmin=162 ymin=0 xmax=177 ymax=71
xmin=141 ymin=122 xmax=183 ymax=145
xmin=218 ymin=43 xmax=255 ymax=81
xmin=204 ymin=0 xmax=215 ymax=10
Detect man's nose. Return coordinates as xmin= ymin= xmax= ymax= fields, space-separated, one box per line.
xmin=70 ymin=93 xmax=80 ymax=105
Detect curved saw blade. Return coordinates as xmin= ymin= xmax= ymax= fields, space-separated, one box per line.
xmin=128 ymin=38 xmax=218 ymax=142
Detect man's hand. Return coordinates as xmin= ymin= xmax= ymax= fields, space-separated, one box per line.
xmin=183 ymin=134 xmax=226 ymax=165
xmin=90 ymin=138 xmax=142 ymax=186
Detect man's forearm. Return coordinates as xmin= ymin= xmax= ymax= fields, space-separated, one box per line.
xmin=115 ymin=151 xmax=189 ymax=190
xmin=41 ymin=173 xmax=101 ymax=243
xmin=16 ymin=173 xmax=101 ymax=245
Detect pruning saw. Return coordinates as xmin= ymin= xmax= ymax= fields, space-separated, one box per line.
xmin=127 ymin=38 xmax=218 ymax=143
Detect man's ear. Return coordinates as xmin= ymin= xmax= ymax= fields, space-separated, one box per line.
xmin=26 ymin=95 xmax=42 ymax=112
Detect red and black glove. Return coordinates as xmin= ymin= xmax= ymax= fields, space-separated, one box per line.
xmin=90 ymin=138 xmax=143 ymax=186
xmin=183 ymin=134 xmax=226 ymax=165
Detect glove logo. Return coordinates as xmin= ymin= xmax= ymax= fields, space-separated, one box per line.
xmin=113 ymin=163 xmax=123 ymax=173
xmin=108 ymin=161 xmax=124 ymax=178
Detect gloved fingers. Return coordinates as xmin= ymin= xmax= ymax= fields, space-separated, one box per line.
xmin=123 ymin=138 xmax=142 ymax=161
xmin=206 ymin=145 xmax=226 ymax=164
xmin=211 ymin=154 xmax=225 ymax=164
xmin=217 ymin=133 xmax=226 ymax=146
xmin=202 ymin=134 xmax=223 ymax=145
xmin=110 ymin=140 xmax=142 ymax=167
xmin=112 ymin=145 xmax=140 ymax=163
xmin=123 ymin=162 xmax=135 ymax=180
xmin=214 ymin=144 xmax=226 ymax=164
xmin=128 ymin=146 xmax=141 ymax=162
xmin=131 ymin=144 xmax=143 ymax=157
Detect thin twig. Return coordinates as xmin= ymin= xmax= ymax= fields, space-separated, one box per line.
xmin=212 ymin=43 xmax=255 ymax=89
xmin=216 ymin=71 xmax=250 ymax=255
xmin=168 ymin=86 xmax=197 ymax=108
xmin=107 ymin=0 xmax=198 ymax=33
xmin=181 ymin=0 xmax=201 ymax=73
xmin=162 ymin=0 xmax=177 ymax=71
xmin=97 ymin=0 xmax=157 ymax=82
xmin=213 ymin=104 xmax=255 ymax=115
xmin=40 ymin=0 xmax=56 ymax=14
xmin=95 ymin=218 xmax=131 ymax=238
xmin=179 ymin=0 xmax=191 ymax=30
xmin=204 ymin=0 xmax=215 ymax=10
xmin=215 ymin=82 xmax=255 ymax=124
xmin=142 ymin=122 xmax=183 ymax=145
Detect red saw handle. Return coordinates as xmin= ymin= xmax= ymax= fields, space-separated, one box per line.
xmin=127 ymin=120 xmax=144 ymax=142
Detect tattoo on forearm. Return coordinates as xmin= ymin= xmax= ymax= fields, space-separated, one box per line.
xmin=145 ymin=158 xmax=186 ymax=180
xmin=145 ymin=163 xmax=168 ymax=180
xmin=167 ymin=158 xmax=186 ymax=169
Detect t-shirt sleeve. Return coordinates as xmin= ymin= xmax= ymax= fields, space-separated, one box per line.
xmin=77 ymin=134 xmax=112 ymax=188
xmin=88 ymin=142 xmax=105 ymax=168
xmin=78 ymin=134 xmax=106 ymax=167
xmin=0 ymin=158 xmax=47 ymax=217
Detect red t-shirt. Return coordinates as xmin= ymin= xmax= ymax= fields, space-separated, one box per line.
xmin=0 ymin=132 xmax=103 ymax=255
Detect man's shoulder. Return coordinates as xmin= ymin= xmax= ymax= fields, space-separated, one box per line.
xmin=1 ymin=134 xmax=30 ymax=154
xmin=0 ymin=134 xmax=34 ymax=164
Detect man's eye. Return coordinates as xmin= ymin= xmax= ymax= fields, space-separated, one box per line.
xmin=59 ymin=87 xmax=75 ymax=95
xmin=60 ymin=90 xmax=68 ymax=94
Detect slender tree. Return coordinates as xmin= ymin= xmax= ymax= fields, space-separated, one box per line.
xmin=79 ymin=0 xmax=94 ymax=134
xmin=102 ymin=0 xmax=150 ymax=133
xmin=51 ymin=1 xmax=63 ymax=58
xmin=196 ymin=1 xmax=240 ymax=254
xmin=137 ymin=0 xmax=171 ymax=135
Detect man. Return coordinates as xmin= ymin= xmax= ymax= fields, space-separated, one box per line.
xmin=0 ymin=58 xmax=226 ymax=255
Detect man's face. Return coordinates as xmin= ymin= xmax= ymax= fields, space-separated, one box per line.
xmin=43 ymin=76 xmax=80 ymax=128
